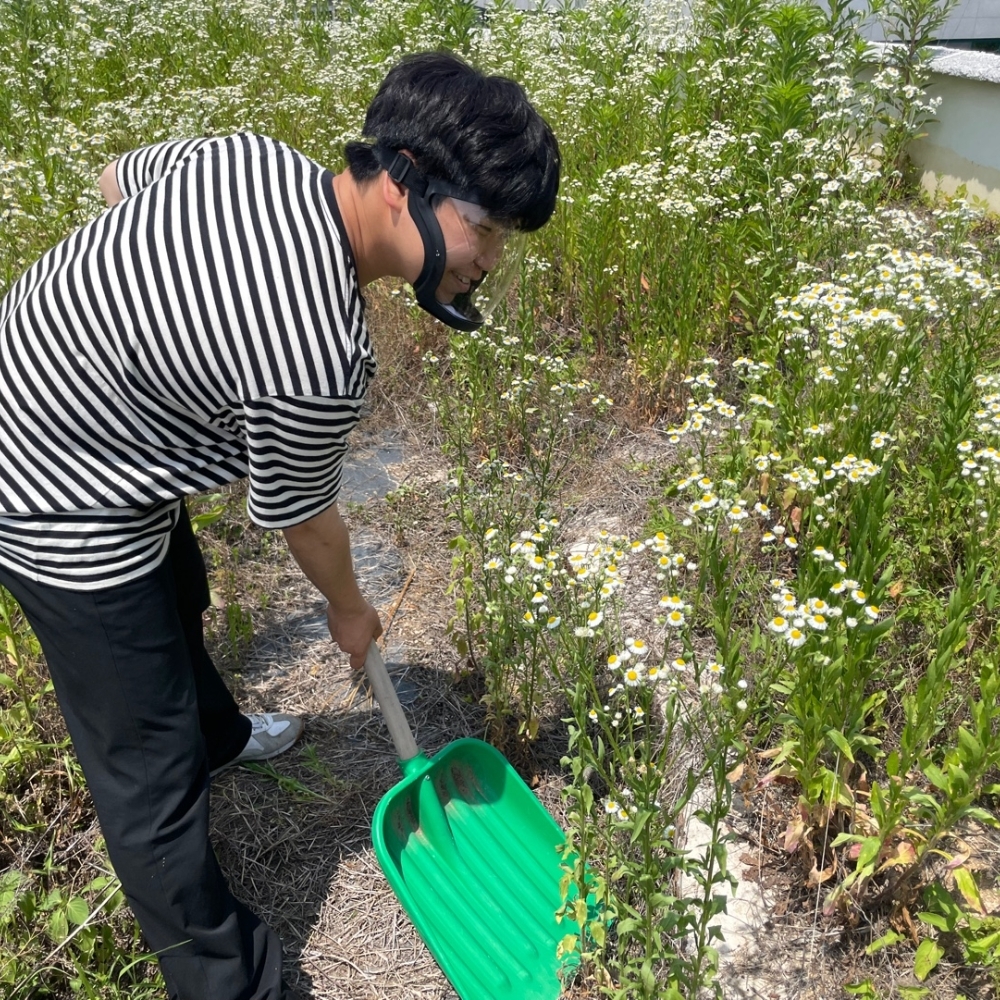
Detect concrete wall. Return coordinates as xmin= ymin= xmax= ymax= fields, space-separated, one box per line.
xmin=838 ymin=0 xmax=1000 ymax=44
xmin=907 ymin=47 xmax=1000 ymax=213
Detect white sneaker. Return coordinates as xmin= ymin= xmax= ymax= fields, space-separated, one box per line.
xmin=211 ymin=713 xmax=303 ymax=776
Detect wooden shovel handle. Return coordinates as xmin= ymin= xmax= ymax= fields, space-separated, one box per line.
xmin=364 ymin=641 xmax=420 ymax=762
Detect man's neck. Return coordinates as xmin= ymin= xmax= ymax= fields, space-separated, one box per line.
xmin=334 ymin=170 xmax=413 ymax=289
xmin=331 ymin=170 xmax=374 ymax=286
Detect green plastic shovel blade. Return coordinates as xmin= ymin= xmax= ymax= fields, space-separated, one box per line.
xmin=372 ymin=738 xmax=585 ymax=1000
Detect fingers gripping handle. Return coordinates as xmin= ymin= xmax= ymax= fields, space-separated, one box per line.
xmin=364 ymin=641 xmax=420 ymax=762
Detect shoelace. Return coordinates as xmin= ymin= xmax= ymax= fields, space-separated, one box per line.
xmin=247 ymin=713 xmax=291 ymax=737
xmin=247 ymin=713 xmax=274 ymax=734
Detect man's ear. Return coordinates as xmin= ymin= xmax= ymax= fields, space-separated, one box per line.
xmin=382 ymin=149 xmax=417 ymax=212
xmin=381 ymin=167 xmax=408 ymax=214
xmin=380 ymin=148 xmax=418 ymax=214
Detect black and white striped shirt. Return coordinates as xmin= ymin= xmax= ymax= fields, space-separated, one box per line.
xmin=0 ymin=133 xmax=374 ymax=590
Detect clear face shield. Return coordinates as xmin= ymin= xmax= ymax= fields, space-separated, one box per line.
xmin=371 ymin=145 xmax=525 ymax=331
xmin=431 ymin=197 xmax=526 ymax=330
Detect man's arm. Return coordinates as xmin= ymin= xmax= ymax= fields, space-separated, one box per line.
xmin=99 ymin=160 xmax=123 ymax=207
xmin=97 ymin=138 xmax=210 ymax=209
xmin=283 ymin=503 xmax=382 ymax=669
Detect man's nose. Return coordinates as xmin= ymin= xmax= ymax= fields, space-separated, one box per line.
xmin=475 ymin=243 xmax=501 ymax=272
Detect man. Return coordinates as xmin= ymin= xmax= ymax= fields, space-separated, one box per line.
xmin=0 ymin=51 xmax=559 ymax=1000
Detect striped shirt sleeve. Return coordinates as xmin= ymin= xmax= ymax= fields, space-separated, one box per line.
xmin=114 ymin=138 xmax=211 ymax=199
xmin=243 ymin=395 xmax=364 ymax=528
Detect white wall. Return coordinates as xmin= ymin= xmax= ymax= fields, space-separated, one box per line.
xmin=821 ymin=0 xmax=1000 ymax=43
xmin=907 ymin=48 xmax=1000 ymax=213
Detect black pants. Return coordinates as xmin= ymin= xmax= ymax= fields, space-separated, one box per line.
xmin=0 ymin=507 xmax=283 ymax=1000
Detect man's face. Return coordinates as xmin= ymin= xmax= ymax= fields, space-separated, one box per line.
xmin=433 ymin=198 xmax=509 ymax=304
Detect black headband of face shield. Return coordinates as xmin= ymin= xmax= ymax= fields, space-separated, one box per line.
xmin=372 ymin=144 xmax=487 ymax=332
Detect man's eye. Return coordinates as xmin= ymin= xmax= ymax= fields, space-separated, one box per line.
xmin=463 ymin=216 xmax=491 ymax=235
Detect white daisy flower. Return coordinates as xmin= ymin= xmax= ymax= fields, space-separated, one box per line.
xmin=787 ymin=628 xmax=807 ymax=648
xmin=623 ymin=666 xmax=645 ymax=687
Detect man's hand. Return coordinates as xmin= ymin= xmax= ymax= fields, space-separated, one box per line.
xmin=327 ymin=600 xmax=383 ymax=670
xmin=99 ymin=161 xmax=123 ymax=207
xmin=283 ymin=504 xmax=383 ymax=670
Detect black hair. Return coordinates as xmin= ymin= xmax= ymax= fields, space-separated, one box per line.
xmin=344 ymin=51 xmax=560 ymax=232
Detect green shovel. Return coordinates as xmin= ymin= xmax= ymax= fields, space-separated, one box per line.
xmin=363 ymin=641 xmax=590 ymax=1000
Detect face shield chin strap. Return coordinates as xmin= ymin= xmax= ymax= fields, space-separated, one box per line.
xmin=372 ymin=145 xmax=487 ymax=332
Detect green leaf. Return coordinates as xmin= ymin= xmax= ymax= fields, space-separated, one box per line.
xmin=830 ymin=832 xmax=864 ymax=848
xmin=65 ymin=896 xmax=89 ymax=926
xmin=639 ymin=959 xmax=656 ymax=995
xmin=587 ymin=919 xmax=606 ymax=948
xmin=558 ymin=872 xmax=572 ymax=902
xmin=555 ymin=934 xmax=579 ymax=960
xmin=630 ymin=809 xmax=656 ymax=845
xmin=73 ymin=926 xmax=97 ymax=962
xmin=865 ymin=929 xmax=904 ymax=955
xmin=0 ymin=870 xmax=22 ymax=922
xmin=913 ymin=938 xmax=944 ymax=981
xmin=964 ymin=928 xmax=1000 ymax=961
xmin=953 ymin=867 xmax=984 ymax=914
xmin=47 ymin=908 xmax=68 ymax=944
xmin=856 ymin=837 xmax=881 ymax=870
xmin=189 ymin=506 xmax=226 ymax=532
xmin=924 ymin=882 xmax=961 ymax=924
xmin=964 ymin=807 xmax=999 ymax=827
xmin=917 ymin=911 xmax=952 ymax=933
xmin=826 ymin=728 xmax=855 ymax=763
xmin=922 ymin=764 xmax=949 ymax=792
xmin=844 ymin=981 xmax=879 ymax=999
